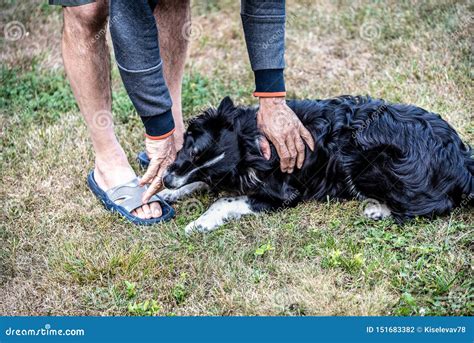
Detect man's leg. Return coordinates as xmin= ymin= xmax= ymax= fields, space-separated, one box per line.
xmin=154 ymin=0 xmax=190 ymax=150
xmin=62 ymin=1 xmax=161 ymax=218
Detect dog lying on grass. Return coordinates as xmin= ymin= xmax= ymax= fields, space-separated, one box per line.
xmin=158 ymin=96 xmax=473 ymax=234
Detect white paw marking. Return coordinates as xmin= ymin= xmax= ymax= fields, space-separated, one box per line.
xmin=364 ymin=202 xmax=391 ymax=220
xmin=184 ymin=196 xmax=254 ymax=234
xmin=184 ymin=216 xmax=220 ymax=234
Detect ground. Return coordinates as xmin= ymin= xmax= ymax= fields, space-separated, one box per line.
xmin=1 ymin=0 xmax=473 ymax=316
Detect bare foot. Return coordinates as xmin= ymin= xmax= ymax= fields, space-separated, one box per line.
xmin=94 ymin=155 xmax=162 ymax=219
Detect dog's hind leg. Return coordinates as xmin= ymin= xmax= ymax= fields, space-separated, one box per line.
xmin=158 ymin=182 xmax=209 ymax=203
xmin=362 ymin=198 xmax=391 ymax=220
xmin=184 ymin=196 xmax=256 ymax=234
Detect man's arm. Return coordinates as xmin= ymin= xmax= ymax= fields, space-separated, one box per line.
xmin=240 ymin=0 xmax=314 ymax=173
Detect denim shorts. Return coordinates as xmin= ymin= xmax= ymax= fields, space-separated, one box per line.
xmin=49 ymin=0 xmax=95 ymax=6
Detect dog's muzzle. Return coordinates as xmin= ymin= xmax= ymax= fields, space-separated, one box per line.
xmin=163 ymin=171 xmax=187 ymax=190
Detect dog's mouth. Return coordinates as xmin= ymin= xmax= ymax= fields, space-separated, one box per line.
xmin=163 ymin=171 xmax=188 ymax=190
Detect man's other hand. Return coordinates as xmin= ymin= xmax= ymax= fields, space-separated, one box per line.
xmin=257 ymin=97 xmax=315 ymax=173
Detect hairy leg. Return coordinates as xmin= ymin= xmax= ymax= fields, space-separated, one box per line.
xmin=62 ymin=1 xmax=161 ymax=218
xmin=154 ymin=0 xmax=190 ymax=150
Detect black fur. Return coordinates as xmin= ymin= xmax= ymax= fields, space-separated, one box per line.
xmin=165 ymin=96 xmax=473 ymax=222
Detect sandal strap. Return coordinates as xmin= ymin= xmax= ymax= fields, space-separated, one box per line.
xmin=106 ymin=178 xmax=160 ymax=213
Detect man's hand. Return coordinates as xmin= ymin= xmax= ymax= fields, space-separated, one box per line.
xmin=257 ymin=97 xmax=315 ymax=173
xmin=139 ymin=134 xmax=177 ymax=203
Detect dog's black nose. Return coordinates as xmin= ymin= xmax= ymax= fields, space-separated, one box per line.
xmin=163 ymin=173 xmax=174 ymax=189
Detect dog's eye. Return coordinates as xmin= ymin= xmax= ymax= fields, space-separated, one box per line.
xmin=190 ymin=147 xmax=199 ymax=158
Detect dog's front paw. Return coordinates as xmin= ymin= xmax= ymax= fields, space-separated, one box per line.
xmin=184 ymin=216 xmax=220 ymax=235
xmin=184 ymin=221 xmax=202 ymax=235
xmin=184 ymin=220 xmax=207 ymax=235
xmin=157 ymin=188 xmax=180 ymax=203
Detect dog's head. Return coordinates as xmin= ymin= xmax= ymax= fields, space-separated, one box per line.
xmin=163 ymin=97 xmax=243 ymax=189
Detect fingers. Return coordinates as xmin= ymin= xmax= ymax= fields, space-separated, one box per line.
xmin=139 ymin=157 xmax=161 ymax=186
xmin=285 ymin=136 xmax=297 ymax=173
xmin=142 ymin=165 xmax=167 ymax=203
xmin=299 ymin=125 xmax=315 ymax=151
xmin=276 ymin=134 xmax=305 ymax=173
xmin=275 ymin=140 xmax=291 ymax=173
xmin=142 ymin=175 xmax=162 ymax=204
xmin=294 ymin=135 xmax=306 ymax=169
xmin=259 ymin=136 xmax=272 ymax=160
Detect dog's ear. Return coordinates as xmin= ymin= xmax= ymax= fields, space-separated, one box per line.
xmin=217 ymin=96 xmax=235 ymax=114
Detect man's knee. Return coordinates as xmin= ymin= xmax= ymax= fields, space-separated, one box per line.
xmin=63 ymin=2 xmax=108 ymax=40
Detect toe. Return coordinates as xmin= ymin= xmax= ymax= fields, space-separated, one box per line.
xmin=135 ymin=207 xmax=145 ymax=219
xmin=142 ymin=204 xmax=152 ymax=219
xmin=150 ymin=201 xmax=162 ymax=218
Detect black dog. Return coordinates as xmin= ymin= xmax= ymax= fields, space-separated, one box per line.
xmin=159 ymin=96 xmax=473 ymax=233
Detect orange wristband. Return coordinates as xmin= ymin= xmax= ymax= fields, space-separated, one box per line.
xmin=253 ymin=91 xmax=287 ymax=98
xmin=145 ymin=128 xmax=175 ymax=140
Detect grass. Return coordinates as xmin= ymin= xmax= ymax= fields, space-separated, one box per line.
xmin=0 ymin=0 xmax=473 ymax=316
